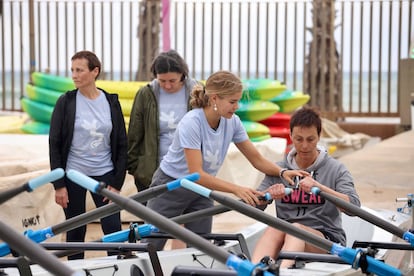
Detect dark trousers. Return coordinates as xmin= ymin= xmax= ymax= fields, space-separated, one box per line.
xmin=64 ymin=170 xmax=121 ymax=260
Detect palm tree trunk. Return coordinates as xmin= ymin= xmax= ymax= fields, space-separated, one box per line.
xmin=305 ymin=0 xmax=342 ymax=119
xmin=136 ymin=0 xmax=161 ymax=81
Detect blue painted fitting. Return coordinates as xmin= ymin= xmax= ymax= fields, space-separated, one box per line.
xmin=24 ymin=227 xmax=54 ymax=243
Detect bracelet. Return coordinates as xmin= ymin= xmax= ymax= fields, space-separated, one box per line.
xmin=279 ymin=168 xmax=288 ymax=179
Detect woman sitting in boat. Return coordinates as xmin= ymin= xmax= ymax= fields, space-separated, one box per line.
xmin=142 ymin=70 xmax=308 ymax=251
xmin=251 ymin=106 xmax=361 ymax=268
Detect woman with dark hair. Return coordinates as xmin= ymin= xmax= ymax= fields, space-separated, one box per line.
xmin=251 ymin=106 xmax=360 ymax=268
xmin=127 ymin=49 xmax=198 ymax=192
xmin=49 ymin=50 xmax=127 ymax=260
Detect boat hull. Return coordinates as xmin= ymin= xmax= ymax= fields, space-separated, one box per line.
xmin=2 ymin=207 xmax=412 ymax=276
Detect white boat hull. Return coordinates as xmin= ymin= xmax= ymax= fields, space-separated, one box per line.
xmin=1 ymin=207 xmax=413 ymax=276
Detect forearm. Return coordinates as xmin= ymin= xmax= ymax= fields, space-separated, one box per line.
xmin=195 ymin=171 xmax=240 ymax=193
xmin=317 ymin=183 xmax=350 ymax=203
xmin=251 ymin=156 xmax=282 ymax=177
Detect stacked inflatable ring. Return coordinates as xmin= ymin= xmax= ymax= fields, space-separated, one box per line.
xmin=21 ymin=72 xmax=310 ymax=143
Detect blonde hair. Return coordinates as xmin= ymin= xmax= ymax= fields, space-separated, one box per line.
xmin=190 ymin=70 xmax=243 ymax=108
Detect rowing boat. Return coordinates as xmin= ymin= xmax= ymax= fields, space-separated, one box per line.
xmin=1 ymin=205 xmax=412 ymax=276
xmin=0 ymin=169 xmax=412 ymax=276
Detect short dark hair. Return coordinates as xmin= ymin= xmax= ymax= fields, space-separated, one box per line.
xmin=150 ymin=50 xmax=189 ymax=81
xmin=71 ymin=50 xmax=101 ymax=79
xmin=290 ymin=106 xmax=322 ymax=136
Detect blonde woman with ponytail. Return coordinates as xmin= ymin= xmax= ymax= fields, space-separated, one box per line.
xmin=143 ymin=70 xmax=308 ymax=250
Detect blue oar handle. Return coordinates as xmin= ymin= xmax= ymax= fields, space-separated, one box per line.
xmin=101 ymin=223 xmax=160 ymax=242
xmin=331 ymin=244 xmax=401 ymax=276
xmin=67 ymin=170 xmax=200 ymax=193
xmin=165 ymin=173 xmax=200 ymax=191
xmin=0 ymin=227 xmax=55 ymax=256
xmin=181 ymin=179 xmax=211 ymax=197
xmin=311 ymin=186 xmax=321 ymax=194
xmin=259 ymin=189 xmax=291 ymax=202
xmin=28 ymin=168 xmax=65 ymax=191
xmin=66 ymin=170 xmax=100 ymax=192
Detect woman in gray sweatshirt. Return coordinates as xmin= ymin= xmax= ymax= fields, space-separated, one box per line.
xmin=252 ymin=106 xmax=360 ymax=268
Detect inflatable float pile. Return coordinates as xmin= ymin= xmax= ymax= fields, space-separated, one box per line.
xmin=21 ymin=72 xmax=310 ymax=143
xmin=237 ymin=78 xmax=310 ymax=142
xmin=21 ymin=72 xmax=144 ymax=134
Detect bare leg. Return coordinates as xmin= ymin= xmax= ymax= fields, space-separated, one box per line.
xmin=251 ymin=227 xmax=285 ymax=263
xmin=170 ymin=224 xmax=186 ymax=249
xmin=171 ymin=239 xmax=186 ymax=249
xmin=279 ymin=223 xmax=326 ymax=268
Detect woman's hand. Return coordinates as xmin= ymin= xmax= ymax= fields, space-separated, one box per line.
xmin=55 ymin=187 xmax=69 ymax=208
xmin=282 ymin=169 xmax=309 ymax=185
xmin=298 ymin=176 xmax=319 ymax=194
xmin=234 ymin=186 xmax=264 ymax=206
xmin=267 ymin=183 xmax=287 ymax=199
xmin=103 ymin=186 xmax=120 ymax=202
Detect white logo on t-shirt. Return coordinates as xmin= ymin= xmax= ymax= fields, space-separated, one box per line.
xmin=205 ymin=149 xmax=221 ymax=170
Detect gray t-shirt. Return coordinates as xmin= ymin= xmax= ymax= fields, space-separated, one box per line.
xmin=66 ymin=90 xmax=114 ymax=176
xmin=158 ymin=86 xmax=187 ymax=162
xmin=160 ymin=108 xmax=249 ymax=179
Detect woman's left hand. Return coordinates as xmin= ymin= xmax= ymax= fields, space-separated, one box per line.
xmin=103 ymin=186 xmax=120 ymax=202
xmin=282 ymin=169 xmax=309 ymax=185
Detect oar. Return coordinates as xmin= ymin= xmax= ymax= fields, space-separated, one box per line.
xmin=66 ymin=169 xmax=276 ymax=276
xmin=44 ymin=173 xmax=218 ymax=259
xmin=0 ymin=220 xmax=81 ymax=276
xmin=277 ymin=251 xmax=347 ymax=264
xmin=180 ymin=179 xmax=402 ymax=276
xmin=0 ymin=173 xmax=200 ymax=257
xmin=101 ymin=196 xmax=274 ymax=243
xmin=0 ymin=168 xmax=64 ymax=204
xmin=311 ymin=187 xmax=414 ymax=246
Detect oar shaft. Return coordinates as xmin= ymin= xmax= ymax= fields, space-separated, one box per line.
xmin=209 ymin=191 xmax=333 ymax=252
xmin=171 ymin=195 xmax=274 ymax=225
xmin=180 ymin=180 xmax=402 ymax=276
xmin=318 ymin=190 xmax=405 ymax=238
xmin=99 ymin=188 xmax=231 ymax=263
xmin=278 ymin=251 xmax=346 ymax=264
xmin=53 ymin=179 xmax=187 ymax=234
xmin=0 ymin=220 xmax=79 ymax=276
xmin=172 ymin=204 xmax=231 ymax=224
xmin=0 ymin=186 xmax=27 ymax=205
xmin=0 ymin=168 xmax=64 ymax=205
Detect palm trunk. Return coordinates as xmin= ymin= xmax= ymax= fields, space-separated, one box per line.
xmin=136 ymin=0 xmax=161 ymax=81
xmin=305 ymin=0 xmax=342 ymax=119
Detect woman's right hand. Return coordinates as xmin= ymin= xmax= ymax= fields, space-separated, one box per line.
xmin=234 ymin=186 xmax=264 ymax=206
xmin=282 ymin=169 xmax=309 ymax=185
xmin=267 ymin=183 xmax=287 ymax=199
xmin=55 ymin=187 xmax=69 ymax=208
